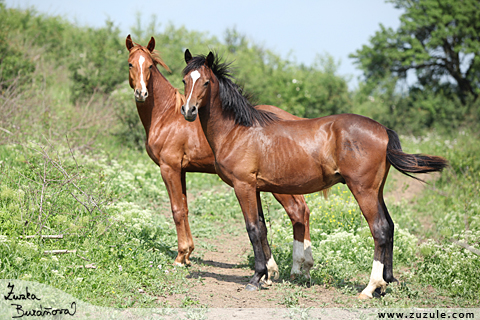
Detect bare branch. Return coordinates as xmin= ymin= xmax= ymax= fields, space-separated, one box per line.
xmin=451 ymin=240 xmax=480 ymax=256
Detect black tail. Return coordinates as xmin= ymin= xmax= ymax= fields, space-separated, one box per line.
xmin=386 ymin=129 xmax=448 ymax=181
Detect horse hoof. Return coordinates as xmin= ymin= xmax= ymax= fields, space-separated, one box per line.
xmin=358 ymin=293 xmax=372 ymax=300
xmin=272 ymin=271 xmax=280 ymax=280
xmin=245 ymin=284 xmax=259 ymax=291
xmin=374 ymin=287 xmax=387 ymax=297
xmin=389 ymin=277 xmax=399 ymax=284
xmin=261 ymin=279 xmax=273 ymax=286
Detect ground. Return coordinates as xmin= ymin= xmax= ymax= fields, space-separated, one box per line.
xmin=157 ymin=230 xmax=351 ymax=308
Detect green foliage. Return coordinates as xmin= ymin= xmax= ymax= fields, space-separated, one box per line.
xmin=0 ymin=143 xmax=114 ymax=237
xmin=0 ymin=4 xmax=36 ymax=88
xmin=351 ymin=0 xmax=480 ymax=101
xmin=110 ymin=87 xmax=146 ymax=151
xmin=351 ymin=78 xmax=478 ymax=134
xmin=417 ymin=231 xmax=480 ymax=299
xmin=68 ymin=20 xmax=128 ymax=102
xmin=0 ymin=141 xmax=190 ymax=307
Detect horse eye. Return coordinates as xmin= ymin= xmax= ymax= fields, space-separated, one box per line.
xmin=129 ymin=63 xmax=133 ymax=68
xmin=204 ymin=81 xmax=210 ymax=86
xmin=182 ymin=79 xmax=186 ymax=84
xmin=149 ymin=65 xmax=153 ymax=69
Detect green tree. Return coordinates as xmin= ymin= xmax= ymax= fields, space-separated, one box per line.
xmin=350 ymin=0 xmax=480 ymax=102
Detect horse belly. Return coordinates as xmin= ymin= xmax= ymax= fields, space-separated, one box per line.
xmin=255 ymin=144 xmax=330 ymax=194
xmin=256 ymin=173 xmax=326 ymax=194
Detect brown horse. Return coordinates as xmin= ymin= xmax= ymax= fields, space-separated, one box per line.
xmin=125 ymin=35 xmax=315 ymax=282
xmin=181 ymin=50 xmax=448 ymax=297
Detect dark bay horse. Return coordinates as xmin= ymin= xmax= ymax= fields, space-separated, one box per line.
xmin=181 ymin=50 xmax=448 ymax=297
xmin=125 ymin=35 xmax=315 ymax=282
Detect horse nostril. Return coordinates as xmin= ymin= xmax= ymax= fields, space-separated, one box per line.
xmin=192 ymin=106 xmax=197 ymax=114
xmin=144 ymin=91 xmax=148 ymax=98
xmin=181 ymin=105 xmax=185 ymax=115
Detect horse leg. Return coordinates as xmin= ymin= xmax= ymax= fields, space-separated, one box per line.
xmin=273 ymin=193 xmax=313 ymax=279
xmin=346 ymin=181 xmax=391 ymax=299
xmin=257 ymin=193 xmax=278 ymax=286
xmin=302 ymin=200 xmax=314 ymax=277
xmin=380 ymin=197 xmax=397 ymax=284
xmin=371 ymin=170 xmax=397 ymax=285
xmin=234 ymin=181 xmax=268 ymax=291
xmin=160 ymin=165 xmax=193 ymax=266
xmin=181 ymin=171 xmax=195 ymax=265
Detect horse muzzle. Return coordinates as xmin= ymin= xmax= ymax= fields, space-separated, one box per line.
xmin=181 ymin=104 xmax=197 ymax=122
xmin=134 ymin=89 xmax=148 ymax=102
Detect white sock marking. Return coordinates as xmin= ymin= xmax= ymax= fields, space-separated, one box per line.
xmin=186 ymin=70 xmax=201 ymax=110
xmin=265 ymin=255 xmax=279 ymax=283
xmin=291 ymin=240 xmax=305 ymax=275
xmin=361 ymin=260 xmax=387 ymax=298
xmin=303 ymin=240 xmax=314 ymax=275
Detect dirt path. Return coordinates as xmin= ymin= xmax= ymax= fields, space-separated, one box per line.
xmin=158 ymin=229 xmax=353 ymax=308
xmin=385 ymin=172 xmax=438 ymax=204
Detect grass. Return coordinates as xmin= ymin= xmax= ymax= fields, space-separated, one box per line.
xmin=0 ymin=141 xmax=189 ymax=308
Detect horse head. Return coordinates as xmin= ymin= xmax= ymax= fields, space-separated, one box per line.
xmin=126 ymin=35 xmax=169 ymax=103
xmin=181 ymin=49 xmax=215 ymax=122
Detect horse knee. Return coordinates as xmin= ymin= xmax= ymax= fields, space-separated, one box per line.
xmin=372 ymin=220 xmax=393 ymax=248
xmin=171 ymin=206 xmax=188 ymax=225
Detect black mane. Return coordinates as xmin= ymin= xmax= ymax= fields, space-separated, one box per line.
xmin=182 ymin=53 xmax=278 ymax=127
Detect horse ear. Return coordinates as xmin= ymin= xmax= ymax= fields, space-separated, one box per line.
xmin=147 ymin=37 xmax=155 ymax=52
xmin=126 ymin=34 xmax=134 ymax=51
xmin=206 ymin=52 xmax=214 ymax=68
xmin=185 ymin=49 xmax=192 ymax=63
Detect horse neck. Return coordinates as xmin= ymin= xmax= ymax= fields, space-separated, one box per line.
xmin=136 ymin=68 xmax=177 ymax=139
xmin=198 ymin=79 xmax=237 ymax=153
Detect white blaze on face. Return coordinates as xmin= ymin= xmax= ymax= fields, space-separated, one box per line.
xmin=186 ymin=70 xmax=201 ymax=109
xmin=138 ymin=55 xmax=147 ymax=95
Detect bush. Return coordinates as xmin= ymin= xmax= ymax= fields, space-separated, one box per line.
xmin=0 ymin=4 xmax=36 ymax=89
xmin=110 ymin=87 xmax=146 ymax=151
xmin=68 ymin=21 xmax=128 ymax=103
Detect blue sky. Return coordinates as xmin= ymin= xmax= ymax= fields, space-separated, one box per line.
xmin=5 ymin=0 xmax=403 ymax=88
